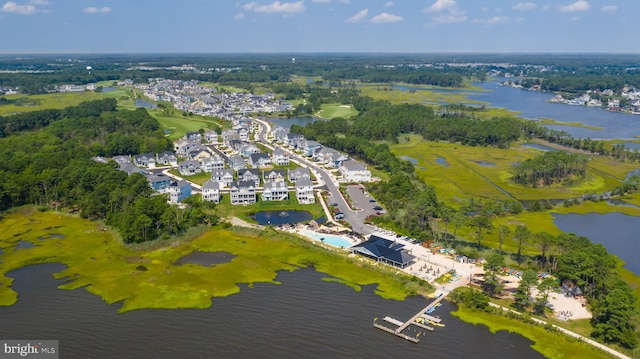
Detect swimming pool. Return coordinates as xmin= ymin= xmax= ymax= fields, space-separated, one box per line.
xmin=303 ymin=231 xmax=353 ymax=248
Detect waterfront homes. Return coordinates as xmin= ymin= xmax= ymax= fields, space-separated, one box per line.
xmin=156 ymin=151 xmax=178 ymax=166
xmin=285 ymin=133 xmax=304 ymax=149
xmin=295 ymin=178 xmax=315 ymax=204
xmin=262 ymin=180 xmax=289 ymax=201
xmin=263 ymin=169 xmax=286 ymax=182
xmin=340 ymin=160 xmax=372 ymax=182
xmin=133 ymin=153 xmax=156 ymax=168
xmin=228 ymin=155 xmax=246 ymax=170
xmin=211 ymin=169 xmax=234 ymax=188
xmin=178 ymin=160 xmax=202 ymax=176
xmin=273 ymin=127 xmax=289 ymax=143
xmin=314 ymin=148 xmax=348 ymax=168
xmin=168 ymin=180 xmax=192 ymax=204
xmin=271 ymin=148 xmax=290 ymax=166
xmin=288 ymin=167 xmax=311 ymax=183
xmin=147 ymin=174 xmax=172 ymax=192
xmin=201 ymin=180 xmax=221 ymax=203
xmin=237 ymin=168 xmax=261 ymax=187
xmin=230 ymin=180 xmax=257 ymax=205
xmin=351 ymin=235 xmax=415 ymax=268
xmin=249 ymin=153 xmax=272 ymax=168
xmin=299 ymin=140 xmax=323 ymax=157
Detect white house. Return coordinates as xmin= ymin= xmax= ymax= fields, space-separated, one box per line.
xmin=340 ymin=160 xmax=371 ymax=182
xmin=237 ymin=168 xmax=261 ymax=187
xmin=230 ymin=180 xmax=256 ymax=205
xmin=262 ymin=180 xmax=289 ymax=201
xmin=202 ymin=180 xmax=221 ymax=203
xmin=156 ymin=151 xmax=178 ymax=167
xmin=201 ymin=155 xmax=225 ymax=172
xmin=263 ymin=169 xmax=286 ymax=182
xmin=271 ymin=148 xmax=290 ymax=166
xmin=133 ymin=153 xmax=156 ymax=168
xmin=288 ymin=167 xmax=311 ymax=183
xmin=295 ymin=178 xmax=315 ymax=204
xmin=211 ymin=169 xmax=234 ymax=188
xmin=249 ymin=153 xmax=272 ymax=168
xmin=178 ymin=160 xmax=202 ymax=176
xmin=204 ymin=129 xmax=219 ymax=144
xmin=168 ymin=180 xmax=192 ymax=204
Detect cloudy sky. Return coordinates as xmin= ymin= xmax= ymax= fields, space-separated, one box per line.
xmin=0 ymin=0 xmax=636 ymax=53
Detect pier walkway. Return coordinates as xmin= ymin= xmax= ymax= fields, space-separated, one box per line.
xmin=373 ymin=293 xmax=448 ymax=343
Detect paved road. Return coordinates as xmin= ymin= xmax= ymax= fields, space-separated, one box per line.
xmin=254 ymin=118 xmax=375 ymax=235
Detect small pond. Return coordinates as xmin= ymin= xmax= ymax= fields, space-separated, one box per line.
xmin=435 ymin=157 xmax=450 ymax=167
xmin=553 ymin=212 xmax=640 ymax=275
xmin=623 ymin=142 xmax=640 ymax=151
xmin=101 ymin=87 xmax=116 ymax=92
xmin=174 ymin=251 xmax=236 ymax=267
xmin=400 ymin=156 xmax=418 ymax=164
xmin=626 ymin=169 xmax=640 ymax=179
xmin=135 ymin=99 xmax=158 ymax=109
xmin=38 ymin=233 xmax=65 ymax=241
xmin=606 ymin=199 xmax=640 ymax=209
xmin=15 ymin=241 xmax=35 ymax=249
xmin=254 ymin=210 xmax=313 ymax=225
xmin=521 ymin=143 xmax=560 ymax=152
xmin=471 ymin=160 xmax=496 ymax=166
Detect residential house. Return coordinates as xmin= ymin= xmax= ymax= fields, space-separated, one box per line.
xmin=314 ymin=148 xmax=348 ymax=168
xmin=118 ymin=163 xmax=144 ymax=176
xmin=178 ymin=160 xmax=202 ymax=176
xmin=285 ymin=133 xmax=304 ymax=149
xmin=221 ymin=129 xmax=239 ymax=145
xmin=271 ymin=148 xmax=290 ymax=166
xmin=133 ymin=153 xmax=156 ymax=168
xmin=238 ymin=128 xmax=250 ymax=142
xmin=240 ymin=143 xmax=261 ymax=158
xmin=187 ymin=146 xmax=211 ymax=161
xmin=204 ymin=129 xmax=219 ymax=144
xmin=295 ymin=178 xmax=315 ymax=204
xmin=228 ymin=155 xmax=246 ymax=170
xmin=174 ymin=138 xmax=195 ymax=155
xmin=273 ymin=126 xmax=290 ymax=143
xmin=300 ymin=140 xmax=323 ymax=157
xmin=92 ymin=156 xmax=109 ymax=164
xmin=237 ymin=168 xmax=261 ymax=187
xmin=230 ymin=180 xmax=256 ymax=205
xmin=211 ymin=169 xmax=234 ymax=188
xmin=263 ymin=169 xmax=286 ymax=182
xmin=184 ymin=131 xmax=202 ymax=143
xmin=229 ymin=139 xmax=244 ymax=152
xmin=112 ymin=155 xmax=131 ymax=165
xmin=200 ymin=155 xmax=225 ymax=172
xmin=340 ymin=160 xmax=371 ymax=182
xmin=249 ymin=153 xmax=272 ymax=168
xmin=262 ymin=180 xmax=289 ymax=201
xmin=288 ymin=167 xmax=311 ymax=183
xmin=168 ymin=180 xmax=192 ymax=204
xmin=146 ymin=174 xmax=172 ymax=193
xmin=201 ymin=180 xmax=221 ymax=204
xmin=156 ymin=151 xmax=178 ymax=167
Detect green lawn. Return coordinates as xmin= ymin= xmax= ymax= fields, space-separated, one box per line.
xmin=168 ymin=170 xmax=211 ymax=186
xmin=0 ymin=208 xmax=430 ymax=312
xmin=0 ymin=90 xmax=130 ymax=116
xmin=214 ymin=194 xmax=325 ymax=222
xmin=317 ymin=103 xmax=358 ymax=119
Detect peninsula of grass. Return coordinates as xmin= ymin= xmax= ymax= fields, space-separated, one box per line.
xmin=537 ymin=118 xmax=604 ymax=131
xmin=0 ymin=209 xmax=431 ymax=312
xmin=358 ymin=83 xmax=487 ymax=106
xmin=451 ymin=306 xmax=616 ymax=359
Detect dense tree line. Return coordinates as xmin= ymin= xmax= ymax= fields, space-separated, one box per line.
xmin=511 ymin=151 xmax=588 ymax=187
xmin=0 ymin=100 xmax=212 ymax=243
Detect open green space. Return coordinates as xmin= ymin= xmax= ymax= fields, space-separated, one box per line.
xmin=0 ymin=209 xmax=431 ymax=312
xmin=0 ymin=90 xmax=127 ymax=116
xmin=451 ymin=306 xmax=616 ymax=359
xmin=358 ymin=82 xmax=487 ymax=106
xmin=214 ymin=193 xmax=325 ymax=222
xmin=316 ymin=103 xmax=358 ymax=119
xmin=168 ymin=170 xmax=211 ymax=186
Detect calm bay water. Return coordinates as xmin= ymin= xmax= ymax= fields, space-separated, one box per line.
xmin=553 ymin=213 xmax=640 ymax=275
xmin=0 ymin=263 xmax=544 ymax=359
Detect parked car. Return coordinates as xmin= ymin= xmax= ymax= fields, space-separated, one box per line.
xmin=368 ymin=199 xmax=376 ymax=202
xmin=373 ymin=205 xmax=383 ymax=211
xmin=335 ymin=213 xmax=345 ymax=220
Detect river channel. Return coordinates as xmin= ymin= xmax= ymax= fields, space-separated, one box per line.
xmin=0 ymin=263 xmax=544 ymax=359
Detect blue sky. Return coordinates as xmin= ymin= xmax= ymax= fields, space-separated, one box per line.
xmin=0 ymin=0 xmax=637 ymax=53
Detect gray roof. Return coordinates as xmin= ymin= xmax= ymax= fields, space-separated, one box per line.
xmin=231 ymin=180 xmax=255 ymax=189
xmin=250 ymin=153 xmax=271 ymax=162
xmin=264 ymin=180 xmax=288 ymax=190
xmin=238 ymin=168 xmax=260 ymax=178
xmin=342 ymin=160 xmax=367 ymax=171
xmin=202 ymin=180 xmax=220 ymax=190
xmin=212 ymin=169 xmax=234 ymax=177
xmin=296 ymin=178 xmax=313 ymax=188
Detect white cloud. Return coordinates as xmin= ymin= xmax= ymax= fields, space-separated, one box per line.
xmin=424 ymin=0 xmax=456 ymax=13
xmin=83 ymin=6 xmax=111 ymax=13
xmin=383 ymin=1 xmax=393 ymax=7
xmin=244 ymin=1 xmax=305 ymax=13
xmin=513 ymin=2 xmax=536 ymax=11
xmin=600 ymin=5 xmax=617 ymax=13
xmin=370 ymin=12 xmax=402 ymax=23
xmin=432 ymin=13 xmax=466 ymax=23
xmin=559 ymin=0 xmax=590 ymax=12
xmin=345 ymin=8 xmax=367 ymax=23
xmin=233 ymin=12 xmax=246 ymax=20
xmin=472 ymin=16 xmax=509 ymax=24
xmin=1 ymin=1 xmax=36 ymax=14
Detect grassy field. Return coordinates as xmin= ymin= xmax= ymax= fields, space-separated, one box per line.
xmin=0 ymin=208 xmax=431 ymax=312
xmin=214 ymin=194 xmax=325 ymax=222
xmin=391 ymin=135 xmax=629 ymax=204
xmin=168 ymin=169 xmax=211 ymax=186
xmin=0 ymin=90 xmax=128 ymax=116
xmin=451 ymin=306 xmax=617 ymax=359
xmin=358 ymin=82 xmax=488 ymax=106
xmin=316 ymin=103 xmax=358 ymax=119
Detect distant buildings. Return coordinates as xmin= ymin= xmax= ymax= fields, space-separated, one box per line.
xmin=340 ymin=160 xmax=372 ymax=182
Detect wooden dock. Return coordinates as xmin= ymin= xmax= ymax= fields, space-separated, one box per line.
xmin=372 ymin=293 xmax=448 ymax=343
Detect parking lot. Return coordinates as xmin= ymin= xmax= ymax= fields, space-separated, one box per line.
xmin=345 ymin=185 xmax=383 ymax=218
